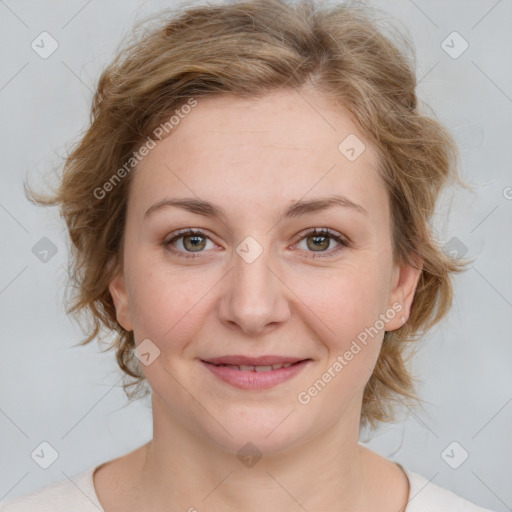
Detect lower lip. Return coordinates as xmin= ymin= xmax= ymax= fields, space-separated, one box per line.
xmin=200 ymin=360 xmax=311 ymax=390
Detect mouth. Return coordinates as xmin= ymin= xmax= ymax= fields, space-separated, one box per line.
xmin=204 ymin=355 xmax=306 ymax=371
xmin=200 ymin=356 xmax=312 ymax=390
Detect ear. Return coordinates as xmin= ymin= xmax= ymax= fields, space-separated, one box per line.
xmin=385 ymin=256 xmax=423 ymax=331
xmin=109 ymin=271 xmax=134 ymax=332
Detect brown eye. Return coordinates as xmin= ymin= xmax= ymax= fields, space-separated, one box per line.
xmin=164 ymin=229 xmax=215 ymax=258
xmin=296 ymin=228 xmax=349 ymax=258
xmin=306 ymin=233 xmax=330 ymax=251
xmin=182 ymin=233 xmax=207 ymax=252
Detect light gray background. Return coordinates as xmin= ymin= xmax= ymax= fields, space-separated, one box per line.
xmin=0 ymin=0 xmax=511 ymax=510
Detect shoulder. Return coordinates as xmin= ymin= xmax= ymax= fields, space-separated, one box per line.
xmin=0 ymin=466 xmax=103 ymax=512
xmin=401 ymin=466 xmax=496 ymax=512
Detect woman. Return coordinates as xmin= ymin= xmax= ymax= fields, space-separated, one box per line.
xmin=1 ymin=0 xmax=495 ymax=510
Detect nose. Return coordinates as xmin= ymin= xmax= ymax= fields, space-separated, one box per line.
xmin=218 ymin=244 xmax=291 ymax=335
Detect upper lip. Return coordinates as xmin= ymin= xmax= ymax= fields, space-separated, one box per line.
xmin=202 ymin=355 xmax=309 ymax=366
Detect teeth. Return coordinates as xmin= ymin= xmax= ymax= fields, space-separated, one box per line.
xmin=217 ymin=362 xmax=297 ymax=371
xmin=255 ymin=365 xmax=273 ymax=372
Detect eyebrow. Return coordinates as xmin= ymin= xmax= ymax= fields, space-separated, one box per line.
xmin=144 ymin=194 xmax=368 ymax=221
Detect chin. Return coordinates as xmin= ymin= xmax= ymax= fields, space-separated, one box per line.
xmin=196 ymin=404 xmax=317 ymax=458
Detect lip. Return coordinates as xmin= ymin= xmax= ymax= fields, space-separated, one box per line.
xmin=203 ymin=355 xmax=306 ymax=366
xmin=200 ymin=357 xmax=312 ymax=390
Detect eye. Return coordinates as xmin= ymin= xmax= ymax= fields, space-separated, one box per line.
xmin=164 ymin=229 xmax=216 ymax=259
xmin=164 ymin=227 xmax=350 ymax=260
xmin=294 ymin=228 xmax=350 ymax=258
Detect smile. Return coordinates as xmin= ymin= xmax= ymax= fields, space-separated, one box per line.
xmin=212 ymin=362 xmax=295 ymax=371
xmin=200 ymin=358 xmax=311 ymax=390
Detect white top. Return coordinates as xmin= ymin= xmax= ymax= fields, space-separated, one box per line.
xmin=0 ymin=463 xmax=495 ymax=511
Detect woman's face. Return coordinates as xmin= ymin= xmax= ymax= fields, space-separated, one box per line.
xmin=110 ymin=88 xmax=421 ymax=454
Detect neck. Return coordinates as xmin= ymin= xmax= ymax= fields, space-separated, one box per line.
xmin=129 ymin=393 xmax=405 ymax=511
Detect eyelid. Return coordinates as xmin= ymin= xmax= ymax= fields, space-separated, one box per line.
xmin=164 ymin=227 xmax=218 ymax=244
xmin=165 ymin=228 xmax=219 ymax=243
xmin=293 ymin=226 xmax=348 ymax=243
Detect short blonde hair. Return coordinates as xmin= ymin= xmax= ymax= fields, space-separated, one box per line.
xmin=27 ymin=0 xmax=469 ymax=430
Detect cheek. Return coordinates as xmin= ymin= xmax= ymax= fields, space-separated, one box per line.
xmin=289 ymin=263 xmax=392 ymax=400
xmin=292 ymin=272 xmax=389 ymax=413
xmin=124 ymin=255 xmax=212 ymax=345
xmin=292 ymin=263 xmax=390 ymax=343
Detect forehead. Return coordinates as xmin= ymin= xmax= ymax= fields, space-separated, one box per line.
xmin=129 ymin=88 xmax=387 ymax=223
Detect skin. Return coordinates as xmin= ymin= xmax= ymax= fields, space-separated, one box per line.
xmin=99 ymin=87 xmax=422 ymax=511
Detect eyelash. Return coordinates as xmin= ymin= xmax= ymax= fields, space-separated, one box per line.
xmin=163 ymin=228 xmax=350 ymax=260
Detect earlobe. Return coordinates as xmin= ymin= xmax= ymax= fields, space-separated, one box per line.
xmin=109 ymin=273 xmax=133 ymax=332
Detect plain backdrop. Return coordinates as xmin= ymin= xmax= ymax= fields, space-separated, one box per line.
xmin=0 ymin=0 xmax=511 ymax=510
